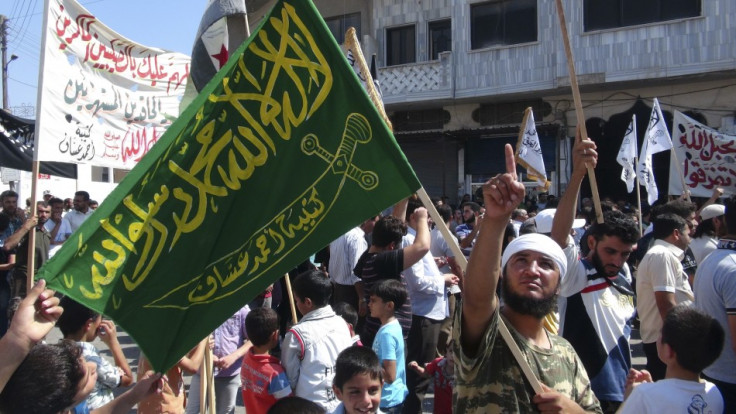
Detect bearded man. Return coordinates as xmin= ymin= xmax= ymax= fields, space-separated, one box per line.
xmin=453 ymin=143 xmax=601 ymax=413
xmin=551 ymin=131 xmax=640 ymax=414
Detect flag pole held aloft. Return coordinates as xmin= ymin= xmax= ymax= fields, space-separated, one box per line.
xmin=37 ymin=0 xmax=421 ymax=373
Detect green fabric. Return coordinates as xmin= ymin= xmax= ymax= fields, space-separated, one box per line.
xmin=38 ymin=0 xmax=420 ymax=372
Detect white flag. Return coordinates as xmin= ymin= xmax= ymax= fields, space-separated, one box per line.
xmin=637 ymin=98 xmax=673 ymax=205
xmin=616 ymin=115 xmax=638 ymax=193
xmin=515 ymin=108 xmax=549 ymax=189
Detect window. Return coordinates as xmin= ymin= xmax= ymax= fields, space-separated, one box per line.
xmin=584 ymin=0 xmax=701 ymax=31
xmin=91 ymin=166 xmax=110 ymax=183
xmin=428 ymin=19 xmax=452 ymax=60
xmin=113 ymin=169 xmax=130 ymax=184
xmin=470 ymin=0 xmax=537 ymax=50
xmin=386 ymin=25 xmax=416 ymax=66
xmin=325 ymin=13 xmax=361 ymax=44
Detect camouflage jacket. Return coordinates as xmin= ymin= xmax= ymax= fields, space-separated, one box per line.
xmin=452 ymin=304 xmax=602 ymax=413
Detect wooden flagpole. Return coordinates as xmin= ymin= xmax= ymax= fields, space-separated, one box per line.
xmin=284 ymin=273 xmax=298 ymax=325
xmin=26 ymin=161 xmax=40 ymax=293
xmin=346 ymin=28 xmax=544 ymax=394
xmin=199 ymin=349 xmax=209 ymax=414
xmin=555 ymin=0 xmax=604 ymax=224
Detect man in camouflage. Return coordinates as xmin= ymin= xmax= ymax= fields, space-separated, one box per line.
xmin=452 ymin=144 xmax=602 ymax=413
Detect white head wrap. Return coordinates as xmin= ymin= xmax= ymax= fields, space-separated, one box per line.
xmin=501 ymin=233 xmax=567 ymax=280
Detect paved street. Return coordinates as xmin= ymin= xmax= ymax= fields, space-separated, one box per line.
xmin=45 ymin=320 xmax=647 ymax=413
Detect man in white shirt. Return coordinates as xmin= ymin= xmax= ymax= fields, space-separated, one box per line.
xmin=636 ymin=213 xmax=694 ymax=381
xmin=44 ymin=198 xmax=72 ymax=257
xmin=62 ymin=191 xmax=94 ymax=233
xmin=400 ymin=198 xmax=458 ymax=413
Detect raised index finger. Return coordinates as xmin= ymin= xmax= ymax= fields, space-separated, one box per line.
xmin=504 ymin=144 xmax=517 ymax=180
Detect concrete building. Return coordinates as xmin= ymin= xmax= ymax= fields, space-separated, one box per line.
xmin=311 ymin=0 xmax=736 ymax=205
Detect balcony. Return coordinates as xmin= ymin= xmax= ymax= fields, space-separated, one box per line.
xmin=377 ymin=51 xmax=454 ymax=106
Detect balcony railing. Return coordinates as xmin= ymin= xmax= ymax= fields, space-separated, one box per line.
xmin=377 ymin=51 xmax=453 ymax=104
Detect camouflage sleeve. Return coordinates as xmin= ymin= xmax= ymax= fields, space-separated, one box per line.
xmin=570 ymin=348 xmax=603 ymax=414
xmin=451 ymin=300 xmax=499 ymax=383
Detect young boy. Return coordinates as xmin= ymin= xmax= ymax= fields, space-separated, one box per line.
xmin=620 ymin=305 xmax=725 ymax=413
xmin=408 ymin=339 xmax=455 ymax=414
xmin=0 ymin=281 xmax=163 ymax=414
xmin=56 ymin=296 xmax=134 ymax=409
xmin=331 ymin=346 xmax=384 ymax=414
xmin=241 ymin=307 xmax=292 ymax=413
xmin=334 ymin=301 xmax=362 ymax=346
xmin=368 ymin=279 xmax=408 ymax=413
xmin=281 ymin=270 xmax=353 ymax=411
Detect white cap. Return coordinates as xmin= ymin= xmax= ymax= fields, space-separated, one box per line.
xmin=700 ymin=204 xmax=725 ymax=221
xmin=534 ymin=208 xmax=586 ymax=234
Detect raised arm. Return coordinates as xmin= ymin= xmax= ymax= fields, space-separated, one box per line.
xmin=461 ymin=144 xmax=525 ymax=357
xmin=402 ymin=206 xmax=431 ymax=269
xmin=551 ymin=127 xmax=597 ymax=248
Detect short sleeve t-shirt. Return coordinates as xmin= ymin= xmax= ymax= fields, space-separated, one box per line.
xmin=354 ymin=250 xmax=412 ymax=340
xmin=241 ymin=350 xmax=292 ymax=413
xmin=424 ymin=357 xmax=453 ymax=414
xmin=372 ymin=320 xmax=407 ymax=409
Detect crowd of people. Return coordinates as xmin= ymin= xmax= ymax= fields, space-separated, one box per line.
xmin=0 ymin=131 xmax=734 ymax=414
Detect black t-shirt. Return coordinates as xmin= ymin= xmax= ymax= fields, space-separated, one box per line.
xmin=353 ymin=249 xmax=413 ymax=343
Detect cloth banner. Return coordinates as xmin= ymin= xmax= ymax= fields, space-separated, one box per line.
xmin=38 ymin=0 xmax=421 ymax=372
xmin=637 ymin=98 xmax=672 ymax=205
xmin=515 ymin=108 xmax=550 ymax=190
xmin=668 ymin=111 xmax=736 ymax=197
xmin=616 ymin=115 xmax=638 ymax=193
xmin=35 ymin=0 xmax=191 ymax=169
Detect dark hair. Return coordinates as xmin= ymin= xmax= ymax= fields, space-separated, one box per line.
xmin=245 ymin=307 xmax=279 ymax=347
xmin=437 ymin=204 xmax=452 ymax=223
xmin=57 ymin=296 xmax=100 ymax=337
xmin=462 ymin=201 xmax=481 ymax=213
xmin=370 ymin=279 xmax=407 ymax=310
xmin=511 ymin=209 xmax=527 ymax=220
xmin=292 ymin=269 xmax=332 ymax=308
xmin=657 ymin=199 xmax=696 ymax=220
xmin=371 ymin=216 xmax=406 ymax=248
xmin=502 ymin=222 xmax=516 ymax=253
xmin=36 ymin=200 xmax=49 ymax=209
xmin=693 ymin=217 xmax=715 ymax=238
xmin=0 ymin=190 xmax=18 ymax=202
xmin=89 ymin=200 xmax=98 ymax=205
xmin=333 ymin=346 xmax=382 ymax=390
xmin=74 ymin=191 xmax=90 ymax=201
xmin=405 ymin=197 xmax=424 ymax=222
xmin=267 ymin=396 xmax=326 ymax=414
xmin=661 ymin=305 xmax=725 ymax=373
xmin=725 ymin=195 xmax=736 ymax=235
xmin=333 ymin=302 xmax=358 ymax=327
xmin=652 ymin=213 xmax=688 ymax=240
xmin=588 ymin=210 xmax=640 ymax=245
xmin=0 ymin=340 xmax=85 ymax=413
xmin=48 ymin=197 xmax=64 ymax=206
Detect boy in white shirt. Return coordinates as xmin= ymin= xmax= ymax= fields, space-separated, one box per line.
xmin=621 ymin=305 xmax=724 ymax=413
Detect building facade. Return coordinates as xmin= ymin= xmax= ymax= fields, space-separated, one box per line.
xmin=314 ymin=0 xmax=736 ymax=205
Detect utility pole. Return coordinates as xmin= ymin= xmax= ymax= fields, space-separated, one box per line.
xmin=2 ymin=15 xmax=10 ymax=109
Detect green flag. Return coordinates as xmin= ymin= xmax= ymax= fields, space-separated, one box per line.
xmin=38 ymin=0 xmax=421 ymax=372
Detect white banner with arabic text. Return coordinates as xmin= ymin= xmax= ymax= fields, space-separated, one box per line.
xmin=36 ymin=0 xmax=190 ymax=169
xmin=668 ymin=111 xmax=736 ymax=197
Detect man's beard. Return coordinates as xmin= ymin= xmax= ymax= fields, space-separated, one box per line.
xmin=464 ymin=215 xmax=475 ymax=225
xmin=590 ymin=246 xmax=620 ymax=277
xmin=501 ymin=275 xmax=558 ymax=319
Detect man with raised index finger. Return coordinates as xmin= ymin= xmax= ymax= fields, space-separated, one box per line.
xmin=452 ymin=144 xmax=601 ymax=413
